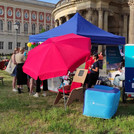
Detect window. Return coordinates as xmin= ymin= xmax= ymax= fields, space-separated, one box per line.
xmin=8 ymin=42 xmax=12 ymax=49
xmin=32 ymin=13 xmax=36 ymax=20
xmin=0 ymin=20 xmax=3 ymax=31
xmin=40 ymin=14 xmax=43 ymax=20
xmin=46 ymin=25 xmax=50 ymax=31
xmin=0 ymin=8 xmax=3 ymax=15
xmin=46 ymin=15 xmax=50 ymax=22
xmin=0 ymin=42 xmax=4 ymax=49
xmin=25 ymin=43 xmax=28 ymax=50
xmin=7 ymin=21 xmax=12 ymax=32
xmin=16 ymin=10 xmax=21 ymax=18
xmin=32 ymin=23 xmax=36 ymax=35
xmin=8 ymin=9 xmax=12 ymax=16
xmin=25 ymin=12 xmax=28 ymax=19
xmin=17 ymin=42 xmax=21 ymax=48
xmin=24 ymin=23 xmax=28 ymax=34
xmin=16 ymin=22 xmax=20 ymax=34
xmin=39 ymin=24 xmax=43 ymax=33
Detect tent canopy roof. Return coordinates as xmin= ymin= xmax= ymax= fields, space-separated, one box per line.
xmin=29 ymin=13 xmax=125 ymax=45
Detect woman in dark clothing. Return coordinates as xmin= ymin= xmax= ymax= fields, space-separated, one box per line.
xmin=87 ymin=54 xmax=99 ymax=88
xmin=15 ymin=47 xmax=27 ymax=93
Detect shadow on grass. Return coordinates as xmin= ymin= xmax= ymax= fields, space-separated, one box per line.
xmin=116 ymin=99 xmax=134 ymax=117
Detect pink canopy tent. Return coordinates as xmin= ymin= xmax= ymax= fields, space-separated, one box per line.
xmin=23 ymin=33 xmax=91 ymax=80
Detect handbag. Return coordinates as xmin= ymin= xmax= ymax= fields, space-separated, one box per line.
xmin=5 ymin=57 xmax=16 ymax=74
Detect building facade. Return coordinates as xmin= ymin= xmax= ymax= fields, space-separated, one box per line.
xmin=52 ymin=0 xmax=129 ymax=52
xmin=0 ymin=0 xmax=55 ymax=54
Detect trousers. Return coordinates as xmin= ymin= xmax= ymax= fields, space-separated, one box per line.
xmin=36 ymin=77 xmax=48 ymax=93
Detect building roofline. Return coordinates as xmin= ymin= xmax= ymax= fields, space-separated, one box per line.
xmin=12 ymin=0 xmax=55 ymax=8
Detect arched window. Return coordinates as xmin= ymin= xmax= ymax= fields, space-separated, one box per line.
xmin=7 ymin=21 xmax=12 ymax=32
xmin=32 ymin=23 xmax=36 ymax=35
xmin=24 ymin=23 xmax=28 ymax=34
xmin=39 ymin=24 xmax=43 ymax=33
xmin=0 ymin=20 xmax=3 ymax=31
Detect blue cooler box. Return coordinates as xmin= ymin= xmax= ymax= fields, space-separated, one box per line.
xmin=83 ymin=85 xmax=120 ymax=119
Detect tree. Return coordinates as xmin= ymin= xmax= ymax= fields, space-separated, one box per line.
xmin=40 ymin=28 xmax=46 ymax=33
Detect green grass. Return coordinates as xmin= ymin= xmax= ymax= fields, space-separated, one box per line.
xmin=0 ymin=70 xmax=134 ymax=134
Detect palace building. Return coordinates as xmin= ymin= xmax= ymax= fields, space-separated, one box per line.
xmin=52 ymin=0 xmax=130 ymax=52
xmin=0 ymin=0 xmax=55 ymax=54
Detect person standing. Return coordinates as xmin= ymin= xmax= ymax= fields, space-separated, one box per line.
xmin=98 ymin=52 xmax=103 ymax=69
xmin=33 ymin=78 xmax=48 ymax=97
xmin=27 ymin=76 xmax=35 ymax=95
xmin=84 ymin=53 xmax=95 ymax=89
xmin=11 ymin=48 xmax=19 ymax=92
xmin=85 ymin=52 xmax=95 ymax=74
xmin=15 ymin=47 xmax=27 ymax=93
xmin=87 ymin=54 xmax=99 ymax=88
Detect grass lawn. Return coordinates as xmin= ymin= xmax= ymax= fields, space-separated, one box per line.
xmin=0 ymin=70 xmax=134 ymax=134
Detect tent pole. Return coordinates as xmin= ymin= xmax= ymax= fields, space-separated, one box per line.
xmin=62 ymin=83 xmax=66 ymax=110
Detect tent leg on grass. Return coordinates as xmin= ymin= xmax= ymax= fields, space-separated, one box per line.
xmin=62 ymin=83 xmax=66 ymax=110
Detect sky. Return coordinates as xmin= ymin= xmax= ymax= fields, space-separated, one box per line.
xmin=38 ymin=0 xmax=59 ymax=4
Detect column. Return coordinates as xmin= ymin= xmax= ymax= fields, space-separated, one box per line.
xmin=128 ymin=0 xmax=134 ymax=43
xmin=92 ymin=10 xmax=98 ymax=26
xmin=50 ymin=15 xmax=53 ymax=29
xmin=21 ymin=9 xmax=24 ymax=35
xmin=4 ymin=7 xmax=7 ymax=32
xmin=29 ymin=11 xmax=32 ymax=34
xmin=55 ymin=20 xmax=58 ymax=27
xmin=58 ymin=18 xmax=62 ymax=25
xmin=98 ymin=8 xmax=104 ymax=53
xmin=104 ymin=10 xmax=108 ymax=31
xmin=13 ymin=8 xmax=16 ymax=50
xmin=21 ymin=10 xmax=24 ymax=48
xmin=103 ymin=10 xmax=108 ymax=74
xmin=103 ymin=10 xmax=109 ymax=53
xmin=86 ymin=8 xmax=93 ymax=22
xmin=119 ymin=17 xmax=123 ymax=36
xmin=98 ymin=8 xmax=103 ymax=29
xmin=36 ymin=12 xmax=39 ymax=34
xmin=13 ymin=8 xmax=15 ymax=28
xmin=65 ymin=15 xmax=70 ymax=21
xmin=3 ymin=7 xmax=7 ymax=53
xmin=123 ymin=14 xmax=128 ymax=43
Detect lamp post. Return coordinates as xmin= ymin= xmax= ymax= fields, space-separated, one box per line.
xmin=14 ymin=22 xmax=19 ymax=49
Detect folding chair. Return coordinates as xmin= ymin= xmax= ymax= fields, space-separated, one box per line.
xmin=54 ymin=69 xmax=88 ymax=106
